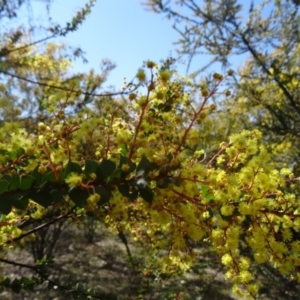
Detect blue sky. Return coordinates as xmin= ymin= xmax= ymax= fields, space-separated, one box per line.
xmin=48 ymin=0 xmax=185 ymax=88
xmin=20 ymin=0 xmax=264 ymax=89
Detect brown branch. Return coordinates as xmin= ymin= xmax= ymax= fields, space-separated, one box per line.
xmin=6 ymin=212 xmax=72 ymax=244
xmin=0 ymin=257 xmax=38 ymax=272
xmin=0 ymin=33 xmax=57 ymax=58
xmin=128 ymin=70 xmax=154 ymax=161
xmin=0 ymin=69 xmax=138 ymax=97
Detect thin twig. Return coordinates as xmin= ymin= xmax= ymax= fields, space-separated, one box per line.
xmin=0 ymin=69 xmax=138 ymax=97
xmin=6 ymin=212 xmax=72 ymax=244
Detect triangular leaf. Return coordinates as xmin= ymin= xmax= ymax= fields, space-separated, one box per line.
xmin=119 ymin=155 xmax=128 ymax=166
xmin=11 ymin=278 xmax=22 ymax=293
xmin=120 ymin=144 xmax=129 ymax=156
xmin=201 ymin=185 xmax=209 ymax=195
xmin=118 ymin=183 xmax=130 ymax=196
xmin=16 ymin=147 xmax=25 ymax=157
xmin=118 ymin=183 xmax=138 ymax=201
xmin=201 ymin=185 xmax=214 ymax=202
xmin=0 ymin=197 xmax=12 ymax=214
xmin=8 ymin=150 xmax=17 ymax=161
xmin=20 ymin=175 xmax=34 ymax=190
xmin=9 ymin=174 xmax=19 ymax=191
xmin=11 ymin=194 xmax=29 ymax=210
xmin=50 ymin=189 xmax=66 ymax=203
xmin=167 ymin=152 xmax=173 ymax=162
xmin=108 ymin=168 xmax=122 ymax=182
xmin=28 ymin=190 xmax=53 ymax=207
xmin=0 ymin=277 xmax=11 ymax=285
xmin=31 ymin=165 xmax=43 ymax=185
xmin=84 ymin=160 xmax=99 ymax=176
xmin=119 ymin=155 xmax=136 ymax=174
xmin=45 ymin=170 xmax=58 ymax=183
xmin=21 ymin=276 xmax=34 ymax=285
xmin=205 ymin=193 xmax=214 ymax=202
xmin=136 ymin=156 xmax=158 ymax=175
xmin=95 ymin=186 xmax=112 ymax=205
xmin=139 ymin=187 xmax=154 ymax=204
xmin=97 ymin=159 xmax=116 ymax=179
xmin=63 ymin=161 xmax=82 ymax=179
xmin=20 ymin=277 xmax=36 ymax=291
xmin=69 ymin=189 xmax=88 ymax=207
xmin=1 ymin=175 xmax=11 ymax=182
xmin=0 ymin=180 xmax=9 ymax=195
xmin=136 ymin=156 xmax=151 ymax=174
xmin=157 ymin=177 xmax=175 ymax=189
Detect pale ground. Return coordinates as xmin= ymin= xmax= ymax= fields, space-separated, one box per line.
xmin=0 ymin=219 xmax=299 ymax=300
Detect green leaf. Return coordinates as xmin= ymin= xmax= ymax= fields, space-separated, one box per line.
xmin=20 ymin=175 xmax=34 ymax=190
xmin=0 ymin=197 xmax=12 ymax=214
xmin=1 ymin=175 xmax=11 ymax=182
xmin=129 ymin=162 xmax=137 ymax=173
xmin=21 ymin=276 xmax=34 ymax=284
xmin=173 ymin=178 xmax=181 ymax=187
xmin=50 ymin=189 xmax=66 ymax=202
xmin=0 ymin=180 xmax=9 ymax=195
xmin=45 ymin=170 xmax=58 ymax=183
xmin=119 ymin=155 xmax=128 ymax=167
xmin=31 ymin=166 xmax=58 ymax=185
xmin=0 ymin=192 xmax=28 ymax=213
xmin=136 ymin=156 xmax=150 ymax=174
xmin=0 ymin=149 xmax=7 ymax=155
xmin=69 ymin=189 xmax=88 ymax=207
xmin=20 ymin=277 xmax=36 ymax=291
xmin=6 ymin=148 xmax=25 ymax=161
xmin=167 ymin=152 xmax=173 ymax=162
xmin=16 ymin=147 xmax=25 ymax=157
xmin=35 ymin=181 xmax=50 ymax=192
xmin=108 ymin=168 xmax=122 ymax=182
xmin=0 ymin=276 xmax=11 ymax=285
xmin=95 ymin=186 xmax=112 ymax=205
xmin=201 ymin=185 xmax=209 ymax=195
xmin=163 ymin=104 xmax=172 ymax=112
xmin=118 ymin=183 xmax=130 ymax=196
xmin=63 ymin=161 xmax=82 ymax=179
xmin=9 ymin=174 xmax=19 ymax=191
xmin=201 ymin=185 xmax=214 ymax=202
xmin=118 ymin=155 xmax=136 ymax=173
xmin=11 ymin=194 xmax=29 ymax=210
xmin=118 ymin=184 xmax=138 ymax=201
xmin=28 ymin=190 xmax=53 ymax=207
xmin=136 ymin=156 xmax=158 ymax=176
xmin=11 ymin=278 xmax=22 ymax=293
xmin=139 ymin=187 xmax=154 ymax=204
xmin=204 ymin=193 xmax=214 ymax=202
xmin=165 ymin=90 xmax=172 ymax=99
xmin=120 ymin=144 xmax=129 ymax=156
xmin=159 ymin=161 xmax=181 ymax=174
xmin=84 ymin=160 xmax=99 ymax=176
xmin=30 ymin=165 xmax=43 ymax=185
xmin=8 ymin=151 xmax=17 ymax=161
xmin=157 ymin=177 xmax=175 ymax=189
xmin=97 ymin=159 xmax=116 ymax=179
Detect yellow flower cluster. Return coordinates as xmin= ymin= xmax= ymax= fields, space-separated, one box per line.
xmin=1 ymin=65 xmax=300 ymax=299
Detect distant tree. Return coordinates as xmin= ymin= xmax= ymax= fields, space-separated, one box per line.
xmin=143 ymin=0 xmax=300 ymax=173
